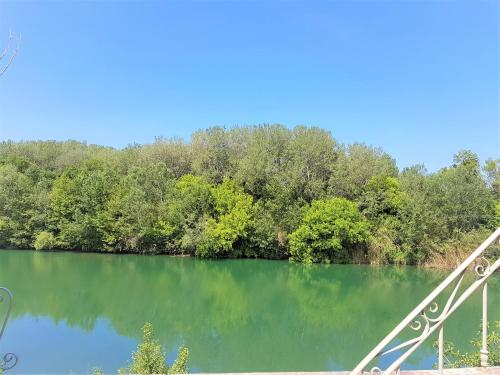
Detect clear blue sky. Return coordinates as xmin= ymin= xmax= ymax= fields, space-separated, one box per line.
xmin=0 ymin=1 xmax=498 ymax=171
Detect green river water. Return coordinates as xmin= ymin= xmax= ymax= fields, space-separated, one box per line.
xmin=0 ymin=249 xmax=498 ymax=374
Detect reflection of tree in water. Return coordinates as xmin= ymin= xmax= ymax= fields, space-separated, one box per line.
xmin=5 ymin=252 xmax=251 ymax=335
xmin=285 ymin=264 xmax=441 ymax=368
xmin=289 ymin=264 xmax=500 ymax=369
xmin=0 ymin=250 xmax=498 ymax=372
xmin=287 ymin=264 xmax=437 ymax=327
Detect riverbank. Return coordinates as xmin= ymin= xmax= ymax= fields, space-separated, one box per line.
xmin=3 ymin=225 xmax=499 ymax=270
xmin=0 ymin=246 xmax=458 ymax=269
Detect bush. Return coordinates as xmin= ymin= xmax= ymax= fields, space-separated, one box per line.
xmin=367 ymin=224 xmax=407 ymax=265
xmin=120 ymin=322 xmax=189 ymax=375
xmin=289 ymin=198 xmax=370 ymax=264
xmin=33 ymin=231 xmax=56 ymax=250
xmin=195 ymin=179 xmax=253 ymax=258
xmin=438 ymin=321 xmax=499 ymax=368
xmin=243 ymin=203 xmax=288 ymax=259
xmin=425 ymin=228 xmax=499 ymax=269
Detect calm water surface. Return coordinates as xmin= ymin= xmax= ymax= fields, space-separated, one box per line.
xmin=0 ymin=250 xmax=498 ymax=374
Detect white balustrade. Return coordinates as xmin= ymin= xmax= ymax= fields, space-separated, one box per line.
xmin=351 ymin=228 xmax=500 ymax=375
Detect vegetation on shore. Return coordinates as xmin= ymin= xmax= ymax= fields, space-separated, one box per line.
xmin=0 ymin=125 xmax=498 ymax=265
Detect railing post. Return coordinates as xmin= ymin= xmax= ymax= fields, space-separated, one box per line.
xmin=438 ymin=324 xmax=444 ymax=374
xmin=480 ymin=282 xmax=488 ymax=367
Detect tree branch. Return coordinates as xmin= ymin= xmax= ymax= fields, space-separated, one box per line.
xmin=0 ymin=31 xmax=20 ymax=78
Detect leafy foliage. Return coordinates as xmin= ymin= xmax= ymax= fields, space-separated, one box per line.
xmin=50 ymin=158 xmax=118 ymax=251
xmin=439 ymin=321 xmax=500 ymax=368
xmin=33 ymin=231 xmax=56 ymax=250
xmin=95 ymin=322 xmax=189 ymax=374
xmin=289 ymin=198 xmax=370 ymax=264
xmin=127 ymin=322 xmax=169 ymax=374
xmin=328 ymin=143 xmax=397 ymax=200
xmin=196 ymin=178 xmax=253 ymax=257
xmin=0 ymin=126 xmax=497 ymax=265
xmin=126 ymin=322 xmax=188 ymax=374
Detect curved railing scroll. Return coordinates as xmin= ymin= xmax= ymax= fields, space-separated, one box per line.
xmin=351 ymin=227 xmax=500 ymax=375
xmin=0 ymin=287 xmax=17 ymax=371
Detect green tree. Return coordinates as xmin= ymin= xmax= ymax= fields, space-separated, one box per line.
xmin=196 ymin=178 xmax=253 ymax=257
xmin=191 ymin=127 xmax=233 ymax=184
xmin=395 ymin=152 xmax=497 ymax=265
xmin=161 ymin=174 xmax=215 ymax=254
xmin=359 ymin=175 xmax=408 ymax=221
xmin=397 ymin=165 xmax=446 ymax=263
xmin=289 ymin=198 xmax=370 ymax=264
xmin=0 ymin=131 xmax=497 ymax=265
xmin=329 ymin=143 xmax=398 ymax=200
xmin=51 ymin=158 xmax=118 ymax=250
xmin=234 ymin=125 xmax=291 ymax=201
xmin=105 ymin=163 xmax=174 ymax=252
xmin=483 ymin=158 xmax=499 ymax=199
xmin=428 ymin=151 xmax=496 ymax=235
xmin=139 ymin=137 xmax=192 ymax=179
xmin=360 ymin=176 xmax=410 ymax=264
xmin=0 ymin=164 xmax=35 ymax=247
xmin=33 ymin=231 xmax=56 ymax=250
xmin=122 ymin=322 xmax=189 ymax=375
xmin=232 ymin=125 xmax=339 ymax=242
xmin=242 ymin=201 xmax=288 ymax=259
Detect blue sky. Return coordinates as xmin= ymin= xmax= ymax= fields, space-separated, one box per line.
xmin=0 ymin=1 xmax=498 ymax=171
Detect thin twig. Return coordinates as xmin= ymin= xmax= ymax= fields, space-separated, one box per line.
xmin=0 ymin=31 xmax=20 ymax=77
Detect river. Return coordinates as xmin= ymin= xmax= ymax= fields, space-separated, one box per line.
xmin=0 ymin=249 xmax=498 ymax=374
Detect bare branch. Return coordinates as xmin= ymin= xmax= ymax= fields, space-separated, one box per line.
xmin=0 ymin=30 xmax=13 ymax=61
xmin=0 ymin=31 xmax=20 ymax=78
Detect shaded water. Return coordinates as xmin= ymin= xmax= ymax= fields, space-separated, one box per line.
xmin=0 ymin=250 xmax=498 ymax=374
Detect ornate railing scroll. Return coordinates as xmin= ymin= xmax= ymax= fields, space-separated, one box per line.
xmin=0 ymin=287 xmax=17 ymax=371
xmin=351 ymin=227 xmax=500 ymax=375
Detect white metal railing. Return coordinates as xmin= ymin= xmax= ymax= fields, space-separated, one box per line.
xmin=0 ymin=286 xmax=17 ymax=371
xmin=351 ymin=227 xmax=500 ymax=375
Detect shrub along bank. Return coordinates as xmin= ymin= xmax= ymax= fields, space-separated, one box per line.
xmin=0 ymin=125 xmax=498 ymax=266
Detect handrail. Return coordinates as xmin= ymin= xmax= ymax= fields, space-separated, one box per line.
xmin=351 ymin=227 xmax=500 ymax=374
xmin=0 ymin=287 xmax=17 ymax=371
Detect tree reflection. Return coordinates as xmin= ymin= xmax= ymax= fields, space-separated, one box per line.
xmin=0 ymin=250 xmax=498 ymax=372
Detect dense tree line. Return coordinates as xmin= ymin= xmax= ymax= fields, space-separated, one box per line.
xmin=0 ymin=125 xmax=498 ymax=265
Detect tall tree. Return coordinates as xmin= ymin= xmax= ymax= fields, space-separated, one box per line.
xmin=329 ymin=143 xmax=398 ymax=200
